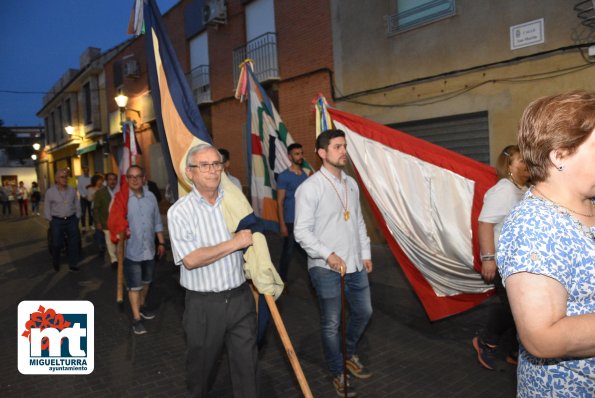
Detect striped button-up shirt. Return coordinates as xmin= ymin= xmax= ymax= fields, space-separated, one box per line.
xmin=125 ymin=187 xmax=163 ymax=261
xmin=168 ymin=186 xmax=245 ymax=292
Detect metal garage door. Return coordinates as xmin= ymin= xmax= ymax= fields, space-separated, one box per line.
xmin=388 ymin=111 xmax=489 ymax=164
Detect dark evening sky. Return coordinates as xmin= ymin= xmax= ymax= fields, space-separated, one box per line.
xmin=0 ymin=0 xmax=179 ymax=127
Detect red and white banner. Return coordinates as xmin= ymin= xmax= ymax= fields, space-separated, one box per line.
xmin=107 ymin=121 xmax=136 ymax=243
xmin=329 ymin=108 xmax=497 ymax=320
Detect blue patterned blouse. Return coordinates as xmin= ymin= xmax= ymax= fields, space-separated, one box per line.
xmin=498 ymin=190 xmax=595 ymax=397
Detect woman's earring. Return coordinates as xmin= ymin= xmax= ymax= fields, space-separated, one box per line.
xmin=557 ymin=165 xmax=565 ymax=172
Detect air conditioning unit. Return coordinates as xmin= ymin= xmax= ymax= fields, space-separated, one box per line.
xmin=123 ymin=59 xmax=140 ymax=78
xmin=202 ymin=0 xmax=227 ymax=25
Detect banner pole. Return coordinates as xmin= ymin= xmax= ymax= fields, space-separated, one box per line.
xmin=340 ymin=271 xmax=348 ymax=398
xmin=116 ymin=232 xmax=125 ymax=304
xmin=264 ymin=294 xmax=313 ymax=398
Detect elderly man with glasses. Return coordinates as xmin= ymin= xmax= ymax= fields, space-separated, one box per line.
xmin=168 ymin=144 xmax=258 ymax=398
xmin=44 ymin=169 xmax=82 ymax=272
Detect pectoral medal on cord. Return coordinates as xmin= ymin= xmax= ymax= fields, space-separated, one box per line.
xmin=320 ymin=171 xmax=350 ymax=221
xmin=59 ymin=189 xmax=68 ymax=205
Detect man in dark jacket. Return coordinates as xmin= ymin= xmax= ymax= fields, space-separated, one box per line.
xmin=93 ymin=172 xmax=118 ymax=268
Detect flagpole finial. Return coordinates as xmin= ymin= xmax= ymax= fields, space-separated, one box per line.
xmin=240 ymin=59 xmax=254 ymax=68
xmin=235 ymin=60 xmax=255 ymax=101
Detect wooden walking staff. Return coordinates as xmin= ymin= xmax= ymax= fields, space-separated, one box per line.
xmin=116 ymin=231 xmax=126 ymax=304
xmin=264 ymin=294 xmax=313 ymax=398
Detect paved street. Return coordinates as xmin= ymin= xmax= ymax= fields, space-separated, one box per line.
xmin=0 ymin=206 xmax=516 ymax=397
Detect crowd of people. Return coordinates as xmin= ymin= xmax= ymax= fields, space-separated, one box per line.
xmin=4 ymin=90 xmax=592 ymax=397
xmin=0 ymin=179 xmax=41 ymax=217
xmin=37 ymin=165 xmax=165 ymax=273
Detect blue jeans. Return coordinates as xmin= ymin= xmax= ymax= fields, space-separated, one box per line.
xmin=309 ymin=267 xmax=372 ymax=375
xmin=124 ymin=258 xmax=155 ymax=291
xmin=31 ymin=200 xmax=40 ymax=214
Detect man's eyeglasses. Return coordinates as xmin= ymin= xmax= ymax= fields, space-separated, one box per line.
xmin=126 ymin=174 xmax=144 ymax=180
xmin=188 ymin=162 xmax=224 ymax=173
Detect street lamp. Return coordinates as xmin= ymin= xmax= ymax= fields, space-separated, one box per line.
xmin=114 ymin=93 xmax=129 ymax=108
xmin=114 ymin=93 xmax=141 ymax=122
xmin=32 ymin=142 xmax=43 ymax=162
xmin=65 ymin=125 xmax=83 ymax=139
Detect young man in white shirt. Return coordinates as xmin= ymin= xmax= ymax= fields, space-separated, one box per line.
xmin=294 ymin=129 xmax=373 ymax=397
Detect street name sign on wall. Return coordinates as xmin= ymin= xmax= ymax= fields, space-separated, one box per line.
xmin=510 ymin=18 xmax=545 ymax=50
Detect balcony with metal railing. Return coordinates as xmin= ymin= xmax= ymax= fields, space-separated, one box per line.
xmin=187 ymin=64 xmax=212 ymax=104
xmin=232 ymin=32 xmax=279 ymax=87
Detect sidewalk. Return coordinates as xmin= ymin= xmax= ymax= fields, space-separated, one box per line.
xmin=0 ymin=210 xmax=516 ymax=397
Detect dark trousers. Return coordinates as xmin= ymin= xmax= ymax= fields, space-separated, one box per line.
xmin=279 ymin=223 xmax=295 ymax=282
xmin=481 ymin=273 xmax=518 ymax=352
xmin=80 ymin=198 xmax=93 ymax=228
xmin=93 ymin=229 xmax=106 ymax=252
xmin=50 ymin=216 xmax=81 ymax=269
xmin=183 ymin=283 xmax=258 ymax=398
xmin=1 ymin=200 xmax=10 ymax=215
xmin=256 ymin=294 xmax=270 ymax=349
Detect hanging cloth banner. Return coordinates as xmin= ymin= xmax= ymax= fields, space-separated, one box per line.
xmin=128 ymin=0 xmax=283 ymax=299
xmin=327 ymin=106 xmax=498 ymax=320
xmin=235 ymin=60 xmax=313 ymax=231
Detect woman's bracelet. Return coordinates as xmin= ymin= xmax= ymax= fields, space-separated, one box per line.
xmin=480 ymin=253 xmax=495 ymax=261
